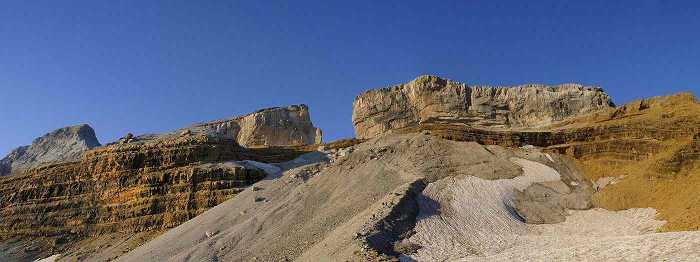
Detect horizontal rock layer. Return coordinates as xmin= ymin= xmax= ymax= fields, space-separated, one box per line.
xmin=403 ymin=92 xmax=700 ymax=231
xmin=352 ymin=75 xmax=614 ymax=139
xmin=415 ymin=123 xmax=688 ymax=159
xmin=0 ymin=135 xmax=309 ymax=245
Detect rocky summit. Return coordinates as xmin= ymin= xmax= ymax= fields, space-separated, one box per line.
xmin=352 ymin=75 xmax=614 ymax=139
xmin=1 ymin=76 xmax=700 ymax=261
xmin=0 ymin=124 xmax=100 ymax=177
xmin=186 ymin=104 xmax=322 ymax=147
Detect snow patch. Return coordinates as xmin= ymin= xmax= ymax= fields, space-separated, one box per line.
xmin=545 ymin=153 xmax=554 ymax=162
xmin=35 ymin=254 xmax=61 ymax=262
xmin=236 ymin=160 xmax=282 ymax=176
xmin=405 ymin=158 xmax=681 ymax=261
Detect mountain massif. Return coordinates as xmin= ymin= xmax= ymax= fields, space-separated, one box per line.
xmin=1 ymin=76 xmax=699 ymax=261
xmin=0 ymin=124 xmax=100 ymax=177
xmin=352 ymin=75 xmax=614 ymax=139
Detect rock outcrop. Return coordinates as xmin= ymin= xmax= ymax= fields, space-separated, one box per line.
xmin=352 ymin=75 xmax=614 ymax=139
xmin=113 ymin=133 xmax=548 ymax=261
xmin=0 ymin=133 xmax=311 ymax=260
xmin=187 ymin=104 xmax=322 ymax=147
xmin=2 ymin=75 xmax=699 ymax=261
xmin=0 ymin=124 xmax=101 ymax=176
xmin=396 ymin=92 xmax=700 ymax=231
xmin=117 ymin=133 xmax=679 ymax=262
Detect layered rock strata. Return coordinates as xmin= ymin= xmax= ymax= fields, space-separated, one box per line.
xmin=396 ymin=92 xmax=700 ymax=231
xmin=188 ymin=104 xmax=322 ymax=147
xmin=387 ymin=93 xmax=699 ymax=162
xmin=353 ymin=76 xmax=700 ymax=232
xmin=352 ymin=75 xmax=614 ymax=139
xmin=0 ymin=134 xmax=310 ymax=259
xmin=117 ymin=133 xmax=595 ymax=262
xmin=0 ymin=104 xmax=324 ymax=259
xmin=0 ymin=124 xmax=101 ymax=176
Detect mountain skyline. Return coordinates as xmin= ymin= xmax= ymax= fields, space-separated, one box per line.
xmin=2 ymin=1 xmax=700 ymax=155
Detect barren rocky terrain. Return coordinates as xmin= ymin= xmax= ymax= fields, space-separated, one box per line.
xmin=0 ymin=124 xmax=100 ymax=177
xmin=1 ymin=75 xmax=699 ymax=261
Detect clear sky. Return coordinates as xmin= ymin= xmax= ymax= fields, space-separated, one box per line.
xmin=1 ymin=1 xmax=699 ymax=155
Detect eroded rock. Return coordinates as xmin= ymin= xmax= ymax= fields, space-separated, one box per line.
xmin=0 ymin=124 xmax=101 ymax=176
xmin=352 ymin=75 xmax=614 ymax=139
xmin=188 ymin=104 xmax=322 ymax=147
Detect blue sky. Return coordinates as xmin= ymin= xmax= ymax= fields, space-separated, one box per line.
xmin=1 ymin=1 xmax=699 ymax=154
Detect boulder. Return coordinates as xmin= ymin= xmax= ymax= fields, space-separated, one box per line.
xmin=0 ymin=124 xmax=101 ymax=176
xmin=352 ymin=75 xmax=614 ymax=139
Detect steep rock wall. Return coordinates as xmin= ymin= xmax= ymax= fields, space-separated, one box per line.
xmin=189 ymin=104 xmax=322 ymax=147
xmin=0 ymin=135 xmax=308 ymax=247
xmin=397 ymin=92 xmax=700 ymax=231
xmin=352 ymin=75 xmax=614 ymax=139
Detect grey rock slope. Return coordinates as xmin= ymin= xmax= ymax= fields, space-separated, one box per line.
xmin=186 ymin=104 xmax=322 ymax=147
xmin=352 ymin=75 xmax=614 ymax=139
xmin=116 ymin=133 xmax=595 ymax=262
xmin=0 ymin=124 xmax=100 ymax=176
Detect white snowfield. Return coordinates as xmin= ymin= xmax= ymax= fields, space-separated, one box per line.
xmin=405 ymin=157 xmax=700 ymax=261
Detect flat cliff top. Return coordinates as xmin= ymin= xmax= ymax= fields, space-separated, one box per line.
xmin=352 ymin=75 xmax=614 ymax=139
xmin=191 ymin=104 xmax=311 ymax=127
xmin=355 ymin=75 xmax=606 ymax=98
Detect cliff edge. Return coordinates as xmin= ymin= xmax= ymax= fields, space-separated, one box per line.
xmin=352 ymin=75 xmax=614 ymax=139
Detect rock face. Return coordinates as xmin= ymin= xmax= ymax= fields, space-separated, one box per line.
xmin=352 ymin=75 xmax=614 ymax=139
xmin=188 ymin=104 xmax=322 ymax=147
xmin=0 ymin=134 xmax=310 ymax=260
xmin=511 ymin=155 xmax=594 ymax=224
xmin=0 ymin=124 xmax=101 ymax=176
xmin=406 ymin=92 xmax=700 ymax=231
xmin=115 ymin=133 xmax=593 ymax=262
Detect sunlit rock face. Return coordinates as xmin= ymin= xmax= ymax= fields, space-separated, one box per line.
xmin=352 ymin=75 xmax=614 ymax=139
xmin=188 ymin=104 xmax=322 ymax=147
xmin=0 ymin=134 xmax=308 ymax=246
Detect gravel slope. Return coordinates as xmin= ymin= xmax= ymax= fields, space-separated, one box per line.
xmin=116 ymin=133 xmax=529 ymax=261
xmin=116 ymin=133 xmax=700 ymax=261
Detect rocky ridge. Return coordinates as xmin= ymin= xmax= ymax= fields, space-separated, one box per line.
xmin=186 ymin=104 xmax=322 ymax=147
xmin=0 ymin=105 xmax=325 ymax=260
xmin=0 ymin=134 xmax=312 ymax=260
xmin=117 ymin=133 xmax=594 ymax=261
xmin=1 ymin=76 xmax=700 ymax=261
xmin=116 ymin=132 xmax=700 ymax=262
xmin=353 ymin=77 xmax=700 ymax=231
xmin=0 ymin=124 xmax=101 ymax=177
xmin=352 ymin=75 xmax=614 ymax=139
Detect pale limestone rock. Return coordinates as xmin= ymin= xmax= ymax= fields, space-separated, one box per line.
xmin=189 ymin=104 xmax=322 ymax=147
xmin=0 ymin=124 xmax=101 ymax=176
xmin=352 ymin=75 xmax=614 ymax=139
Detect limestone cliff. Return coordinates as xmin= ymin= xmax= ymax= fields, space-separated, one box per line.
xmin=0 ymin=104 xmax=324 ymax=260
xmin=352 ymin=75 xmax=614 ymax=139
xmin=0 ymin=134 xmax=310 ymax=260
xmin=188 ymin=104 xmax=322 ymax=147
xmin=397 ymin=92 xmax=700 ymax=231
xmin=0 ymin=124 xmax=101 ymax=176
